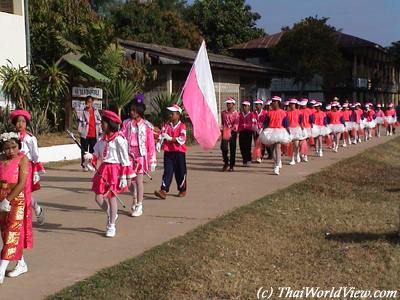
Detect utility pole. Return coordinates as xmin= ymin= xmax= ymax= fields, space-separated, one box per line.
xmin=24 ymin=0 xmax=31 ymax=67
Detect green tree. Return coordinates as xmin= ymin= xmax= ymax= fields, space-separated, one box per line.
xmin=271 ymin=16 xmax=348 ymax=95
xmin=107 ymin=79 xmax=140 ymax=117
xmin=387 ymin=41 xmax=400 ymax=68
xmin=0 ymin=61 xmax=35 ymax=109
xmin=29 ymin=0 xmax=113 ymax=67
xmin=109 ymin=0 xmax=202 ymax=49
xmin=186 ymin=0 xmax=265 ymax=54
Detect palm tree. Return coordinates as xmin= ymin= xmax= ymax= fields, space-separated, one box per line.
xmin=149 ymin=93 xmax=182 ymax=127
xmin=0 ymin=61 xmax=35 ymax=109
xmin=107 ymin=79 xmax=139 ymax=117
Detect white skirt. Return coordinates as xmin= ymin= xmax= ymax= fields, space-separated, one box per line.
xmin=259 ymin=128 xmax=291 ymax=145
xmin=289 ymin=127 xmax=306 ymax=141
xmin=345 ymin=121 xmax=354 ymax=131
xmin=360 ymin=119 xmax=367 ymax=129
xmin=329 ymin=124 xmax=345 ymax=133
xmin=385 ymin=116 xmax=396 ymax=124
xmin=311 ymin=125 xmax=329 ymax=137
xmin=365 ymin=120 xmax=376 ymax=129
xmin=375 ymin=117 xmax=385 ymax=125
xmin=300 ymin=128 xmax=312 ymax=140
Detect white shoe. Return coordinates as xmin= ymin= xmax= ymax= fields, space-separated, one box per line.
xmin=390 ymin=132 xmax=393 ymax=136
xmin=296 ymin=154 xmax=301 ymax=163
xmin=289 ymin=159 xmax=296 ymax=166
xmin=342 ymin=142 xmax=347 ymax=147
xmin=319 ymin=150 xmax=323 ymax=157
xmin=7 ymin=262 xmax=28 ymax=278
xmin=105 ymin=224 xmax=116 ymax=238
xmin=333 ymin=147 xmax=338 ymax=153
xmin=0 ymin=273 xmax=4 ymax=284
xmin=278 ymin=160 xmax=282 ymax=168
xmin=302 ymin=155 xmax=308 ymax=162
xmin=273 ymin=166 xmax=280 ymax=175
xmin=36 ymin=207 xmax=45 ymax=225
xmin=131 ymin=204 xmax=143 ymax=217
xmin=256 ymin=158 xmax=262 ymax=164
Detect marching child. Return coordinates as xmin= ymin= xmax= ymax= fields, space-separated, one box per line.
xmin=311 ymin=102 xmax=328 ymax=157
xmin=252 ymin=99 xmax=267 ymax=163
xmin=0 ymin=132 xmax=30 ymax=283
xmin=341 ymin=103 xmax=353 ymax=147
xmin=258 ymin=96 xmax=290 ymax=175
xmin=299 ymin=99 xmax=312 ymax=162
xmin=326 ymin=102 xmax=345 ymax=152
xmin=352 ymin=102 xmax=364 ymax=143
xmin=286 ymin=99 xmax=303 ymax=165
xmin=84 ymin=110 xmax=134 ymax=238
xmin=154 ymin=105 xmax=187 ymax=199
xmin=385 ymin=103 xmax=396 ymax=136
xmin=374 ymin=104 xmax=385 ymax=137
xmin=238 ymin=101 xmax=254 ymax=167
xmin=10 ymin=110 xmax=45 ymax=225
xmin=121 ymin=95 xmax=156 ymax=217
xmin=220 ymin=97 xmax=239 ymax=171
xmin=364 ymin=104 xmax=376 ymax=141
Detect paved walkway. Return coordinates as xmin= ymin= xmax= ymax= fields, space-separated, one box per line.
xmin=1 ymin=135 xmax=395 ymax=299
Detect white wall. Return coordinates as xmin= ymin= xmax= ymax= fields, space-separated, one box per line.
xmin=39 ymin=144 xmax=81 ymax=163
xmin=0 ymin=0 xmax=27 ymax=107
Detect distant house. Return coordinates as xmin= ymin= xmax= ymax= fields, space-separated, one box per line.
xmin=119 ymin=40 xmax=287 ymax=117
xmin=0 ymin=0 xmax=27 ymax=107
xmin=230 ymin=31 xmax=400 ymax=104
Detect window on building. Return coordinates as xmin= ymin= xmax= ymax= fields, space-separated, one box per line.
xmin=0 ymin=0 xmax=13 ymax=14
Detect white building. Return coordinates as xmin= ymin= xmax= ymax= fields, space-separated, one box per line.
xmin=0 ymin=0 xmax=27 ymax=107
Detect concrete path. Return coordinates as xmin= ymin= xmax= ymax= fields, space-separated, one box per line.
xmin=1 ymin=135 xmax=395 ymax=299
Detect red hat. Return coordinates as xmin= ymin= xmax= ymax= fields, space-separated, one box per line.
xmin=289 ymin=98 xmax=298 ymax=104
xmin=102 ymin=110 xmax=122 ymax=124
xmin=242 ymin=101 xmax=251 ymax=106
xmin=10 ymin=109 xmax=32 ymax=121
xmin=253 ymin=98 xmax=264 ymax=104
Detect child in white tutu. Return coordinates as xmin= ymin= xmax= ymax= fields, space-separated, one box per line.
xmin=311 ymin=102 xmax=328 ymax=157
xmin=286 ymin=99 xmax=303 ymax=165
xmin=326 ymin=102 xmax=345 ymax=153
xmin=385 ymin=103 xmax=396 ymax=136
xmin=341 ymin=103 xmax=353 ymax=147
xmin=259 ymin=96 xmax=290 ymax=175
xmin=363 ymin=104 xmax=376 ymax=141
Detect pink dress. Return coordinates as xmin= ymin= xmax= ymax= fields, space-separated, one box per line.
xmin=0 ymin=153 xmax=30 ymax=259
xmin=121 ymin=118 xmax=156 ymax=175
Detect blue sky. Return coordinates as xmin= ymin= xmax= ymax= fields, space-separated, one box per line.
xmin=187 ymin=0 xmax=400 ymax=47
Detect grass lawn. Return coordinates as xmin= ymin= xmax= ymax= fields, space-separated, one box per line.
xmin=37 ymin=132 xmax=75 ymax=147
xmin=49 ymin=138 xmax=400 ymax=300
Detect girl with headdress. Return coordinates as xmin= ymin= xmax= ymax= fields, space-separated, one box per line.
xmin=0 ymin=132 xmax=30 ymax=283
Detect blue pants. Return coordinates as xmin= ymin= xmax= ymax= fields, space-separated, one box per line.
xmin=161 ymin=152 xmax=187 ymax=193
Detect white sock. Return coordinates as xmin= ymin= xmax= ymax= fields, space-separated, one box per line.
xmin=32 ymin=198 xmax=41 ymax=215
xmin=18 ymin=256 xmax=26 ymax=266
xmin=0 ymin=260 xmax=9 ymax=276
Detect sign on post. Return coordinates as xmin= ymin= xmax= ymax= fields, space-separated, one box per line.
xmin=72 ymin=87 xmax=103 ymax=99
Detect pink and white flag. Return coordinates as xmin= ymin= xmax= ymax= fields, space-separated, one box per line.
xmin=182 ymin=41 xmax=220 ymax=150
